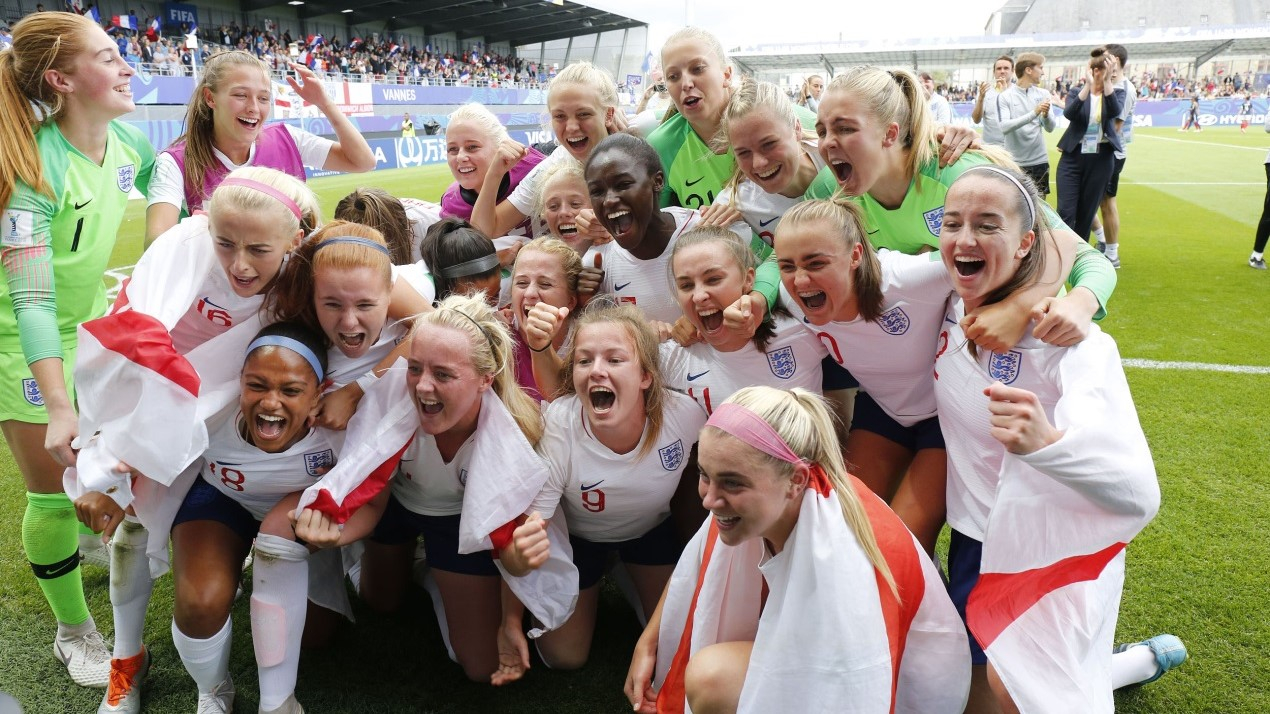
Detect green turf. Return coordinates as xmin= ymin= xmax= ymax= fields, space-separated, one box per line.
xmin=2 ymin=129 xmax=1268 ymax=712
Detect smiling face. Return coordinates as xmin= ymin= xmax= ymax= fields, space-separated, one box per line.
xmin=662 ymin=37 xmax=732 ymax=136
xmin=445 ymin=119 xmax=497 ymax=191
xmin=697 ymin=430 xmax=800 ymax=547
xmin=673 ymin=241 xmax=753 ymax=348
xmin=939 ymin=174 xmax=1036 ymax=312
xmin=314 ymin=265 xmax=391 ymax=359
xmin=61 ymin=26 xmax=136 ymax=121
xmin=211 ymin=207 xmax=299 ymax=298
xmin=729 ymin=108 xmax=810 ymax=198
xmin=405 ymin=324 xmax=492 ymax=437
xmin=816 ymin=89 xmax=899 ymax=198
xmin=541 ymin=174 xmax=591 ymax=252
xmin=775 ymin=218 xmax=863 ymax=324
xmin=571 ymin=322 xmax=652 ymax=433
xmin=239 ymin=346 xmax=321 ymax=453
xmin=206 ymin=65 xmax=272 ymax=149
xmin=993 ymin=59 xmax=1013 ymax=84
xmin=550 ymin=83 xmax=613 ymax=162
xmin=511 ymin=249 xmax=576 ymax=329
xmin=587 ymin=149 xmax=663 ymax=251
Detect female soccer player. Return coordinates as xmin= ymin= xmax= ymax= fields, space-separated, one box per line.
xmin=509 ymin=238 xmax=581 ymax=401
xmin=145 ymin=50 xmax=375 ymax=243
xmin=420 ymin=218 xmax=506 ymax=306
xmin=934 ymin=165 xmax=1183 ymax=712
xmin=0 ymin=10 xmax=154 ymax=688
xmin=441 ymin=102 xmax=546 ymax=239
xmin=625 ymin=387 xmax=970 ymax=714
xmin=515 ymin=302 xmax=707 ymax=672
xmin=534 ymin=161 xmax=596 ymax=255
xmin=335 ymin=188 xmax=441 ymax=266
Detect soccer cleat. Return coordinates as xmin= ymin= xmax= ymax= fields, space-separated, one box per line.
xmin=1095 ymin=240 xmax=1107 ymax=254
xmin=54 ymin=628 xmax=113 ymax=688
xmin=196 ymin=675 xmax=235 ymax=714
xmin=1109 ymin=254 xmax=1121 ymax=269
xmin=259 ymin=693 xmax=304 ymax=714
xmin=98 ymin=647 xmax=149 ymax=713
xmin=1114 ymin=634 xmax=1188 ymax=685
xmin=79 ymin=533 xmax=111 ymax=569
xmin=1250 ymin=256 xmax=1267 ymax=270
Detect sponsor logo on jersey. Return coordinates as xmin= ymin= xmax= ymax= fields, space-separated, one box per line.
xmin=923 ymin=206 xmax=944 ymax=236
xmin=989 ymin=350 xmax=1023 ymax=385
xmin=685 ymin=176 xmax=704 ymax=187
xmin=3 ymin=209 xmax=34 ymax=247
xmin=687 ymin=370 xmax=710 ymax=382
xmin=614 ymin=281 xmax=632 ymax=291
xmin=22 ymin=378 xmax=43 ymax=406
xmin=659 ymin=439 xmax=684 ymax=471
xmin=117 ymin=164 xmax=136 ymax=193
xmin=759 ymin=216 xmax=778 ymax=227
xmin=580 ymin=480 xmax=605 ymax=491
xmin=304 ymin=449 xmax=335 ymax=477
xmin=766 ymin=345 xmax=797 ymax=379
xmin=878 ymin=306 xmax=911 ymax=335
xmin=74 ymin=199 xmax=93 ymax=210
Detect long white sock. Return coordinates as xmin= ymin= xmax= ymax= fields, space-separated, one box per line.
xmin=172 ymin=617 xmax=232 ymax=694
xmin=1106 ymin=243 xmax=1120 ymax=260
xmin=110 ymin=517 xmax=153 ymax=659
xmin=1111 ymin=645 xmax=1159 ymax=689
xmin=251 ymin=534 xmax=309 ymax=711
xmin=1093 ymin=225 xmax=1106 ymax=243
xmin=1254 ymin=251 xmax=1265 ymax=261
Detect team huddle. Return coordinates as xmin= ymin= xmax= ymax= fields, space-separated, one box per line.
xmin=1 ymin=12 xmax=1187 ymax=714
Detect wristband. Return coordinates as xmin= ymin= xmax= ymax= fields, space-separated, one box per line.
xmin=529 ymin=341 xmax=553 ymax=353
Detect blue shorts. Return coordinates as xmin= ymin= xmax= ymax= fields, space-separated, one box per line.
xmin=946 ymin=529 xmax=987 ymax=665
xmin=370 ymin=495 xmax=498 ymax=577
xmin=172 ymin=476 xmax=261 ymax=544
xmin=820 ymin=356 xmax=859 ymax=391
xmin=570 ymin=517 xmax=683 ymax=590
xmin=849 ymin=391 xmax=945 ymax=452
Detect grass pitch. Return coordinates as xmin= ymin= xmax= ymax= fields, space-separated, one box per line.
xmin=1 ymin=129 xmax=1267 ymax=712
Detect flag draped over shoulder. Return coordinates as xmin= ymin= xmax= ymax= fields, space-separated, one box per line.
xmin=967 ymin=336 xmax=1160 ymax=714
xmin=66 ymin=215 xmax=260 ymax=508
xmin=655 ymin=472 xmax=970 ymax=714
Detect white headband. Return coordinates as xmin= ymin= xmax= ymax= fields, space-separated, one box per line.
xmin=962 ymin=165 xmax=1036 ymax=230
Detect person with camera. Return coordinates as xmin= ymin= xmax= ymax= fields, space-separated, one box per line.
xmin=1055 ymin=46 xmax=1124 ymax=242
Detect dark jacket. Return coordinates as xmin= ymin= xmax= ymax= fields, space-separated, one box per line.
xmin=1058 ymin=86 xmax=1125 ymax=154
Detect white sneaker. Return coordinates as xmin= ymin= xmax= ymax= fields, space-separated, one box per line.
xmin=54 ymin=628 xmax=113 ymax=688
xmin=259 ymin=693 xmax=303 ymax=714
xmin=196 ymin=675 xmax=235 ymax=713
xmin=97 ymin=648 xmax=149 ymax=713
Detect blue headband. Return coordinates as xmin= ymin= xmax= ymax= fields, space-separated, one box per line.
xmin=246 ymin=335 xmax=326 ymax=382
xmin=314 ymin=236 xmax=391 ymax=257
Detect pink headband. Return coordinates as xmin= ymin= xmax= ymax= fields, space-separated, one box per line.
xmin=705 ymin=402 xmax=804 ymax=466
xmin=218 ymin=177 xmax=303 ymax=222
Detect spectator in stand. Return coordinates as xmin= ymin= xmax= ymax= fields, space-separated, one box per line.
xmin=999 ymin=52 xmax=1056 ymax=197
xmin=972 ymin=55 xmax=1013 ymax=146
xmin=920 ymin=71 xmax=952 ymax=124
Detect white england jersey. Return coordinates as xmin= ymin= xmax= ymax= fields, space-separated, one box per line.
xmin=325 ymin=320 xmax=408 ymax=390
xmin=783 ymin=250 xmax=950 ymax=426
xmin=712 ymin=141 xmax=826 ymax=245
xmin=392 ymin=261 xmax=436 ymax=307
xmin=390 ymin=430 xmax=477 ymax=517
xmin=658 ymin=315 xmax=827 ymax=415
xmin=585 ymin=207 xmax=750 ymax=323
xmin=531 ymin=391 xmax=706 ymax=542
xmin=402 ymin=197 xmax=442 ymax=266
xmin=170 ymin=260 xmax=265 ymax=355
xmin=203 ymin=412 xmax=337 ymax=520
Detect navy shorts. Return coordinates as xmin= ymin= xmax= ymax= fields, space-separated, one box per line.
xmin=1105 ymin=156 xmax=1127 ymax=197
xmin=820 ymin=356 xmax=859 ymax=391
xmin=570 ymin=517 xmax=683 ymax=590
xmin=848 ymin=391 xmax=945 ymax=452
xmin=947 ymin=529 xmax=987 ymax=665
xmin=172 ymin=476 xmax=261 ymax=544
xmin=370 ymin=495 xmax=498 ymax=577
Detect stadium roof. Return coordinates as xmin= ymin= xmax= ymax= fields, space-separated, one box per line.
xmin=239 ymin=0 xmax=646 ymax=46
xmin=729 ymin=24 xmax=1270 ymax=75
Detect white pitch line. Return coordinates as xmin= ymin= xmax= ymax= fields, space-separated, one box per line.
xmin=1134 ymin=134 xmax=1269 ymax=152
xmin=104 ymin=264 xmax=135 ymax=301
xmin=1124 ymin=181 xmax=1261 ymax=186
xmin=1123 ymin=358 xmax=1270 ymax=375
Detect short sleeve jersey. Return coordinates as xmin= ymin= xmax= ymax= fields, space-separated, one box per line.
xmin=402 ymin=198 xmax=442 ymax=266
xmin=533 ymin=391 xmax=706 ymax=542
xmin=854 ymin=152 xmax=991 ymax=255
xmin=169 ymin=263 xmax=264 ymax=355
xmin=783 ymin=250 xmax=951 ymax=426
xmin=0 ymin=120 xmax=155 ymax=348
xmin=203 ymin=414 xmax=337 ymax=520
xmin=658 ymin=316 xmax=827 ymax=416
xmin=390 ymin=430 xmax=478 ymax=517
xmin=649 ymin=104 xmax=817 ymax=210
xmin=712 ymin=141 xmax=838 ymax=246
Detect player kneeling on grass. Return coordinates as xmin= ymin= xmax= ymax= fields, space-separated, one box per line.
xmin=626 ymin=386 xmax=971 ymax=714
xmin=77 ymin=322 xmax=391 ymax=713
xmin=933 ymin=165 xmax=1185 ymax=713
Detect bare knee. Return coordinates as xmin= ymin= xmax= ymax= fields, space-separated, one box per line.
xmin=457 ymin=653 xmax=497 ymax=683
xmin=173 ymin=585 xmax=234 ymax=639
xmin=684 ymin=643 xmax=749 ymax=714
xmin=539 ymin=643 xmax=589 ymax=671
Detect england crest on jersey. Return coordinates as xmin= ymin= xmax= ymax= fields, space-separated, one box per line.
xmin=21 ymin=378 xmax=43 ymax=406
xmin=659 ymin=439 xmax=684 ymax=471
xmin=878 ymin=306 xmax=911 ymax=335
xmin=458 ymin=468 xmax=468 ymax=486
xmin=766 ymin=345 xmax=796 ymax=379
xmin=988 ymin=350 xmax=1022 ymax=385
xmin=303 ymin=448 xmax=335 ymax=477
xmin=923 ymin=206 xmax=944 ymax=236
xmin=117 ymin=164 xmax=136 ymax=193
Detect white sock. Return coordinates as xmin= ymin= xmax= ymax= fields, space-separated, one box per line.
xmin=1112 ymin=644 xmax=1160 ymax=689
xmin=56 ymin=614 xmax=98 ymax=640
xmin=110 ymin=517 xmax=153 ymax=660
xmin=1106 ymin=243 xmax=1120 ymax=260
xmin=421 ymin=570 xmax=457 ymax=663
xmin=1093 ymin=225 xmax=1106 ymax=242
xmin=172 ymin=616 xmax=232 ymax=694
xmin=251 ymin=534 xmax=309 ymax=711
xmin=1254 ymin=251 xmax=1265 ymax=261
